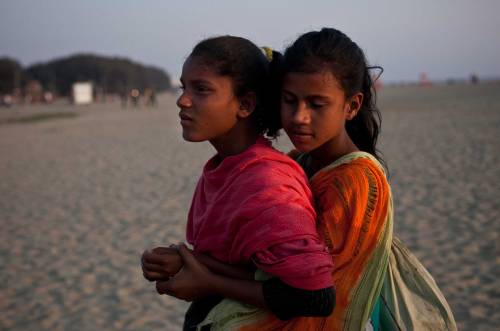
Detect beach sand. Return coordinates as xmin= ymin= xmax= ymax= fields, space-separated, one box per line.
xmin=0 ymin=83 xmax=498 ymax=330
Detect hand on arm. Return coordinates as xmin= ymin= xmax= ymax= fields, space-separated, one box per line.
xmin=142 ymin=245 xmax=253 ymax=282
xmin=156 ymin=244 xmax=267 ymax=308
xmin=141 ymin=246 xmax=183 ymax=281
xmin=142 ymin=244 xmax=334 ymax=320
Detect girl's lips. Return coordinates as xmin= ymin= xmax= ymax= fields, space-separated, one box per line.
xmin=179 ymin=112 xmax=194 ymax=125
xmin=179 ymin=112 xmax=193 ymax=121
xmin=289 ymin=132 xmax=314 ymax=143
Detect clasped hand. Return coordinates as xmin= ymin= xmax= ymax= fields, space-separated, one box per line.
xmin=141 ymin=243 xmax=213 ymax=301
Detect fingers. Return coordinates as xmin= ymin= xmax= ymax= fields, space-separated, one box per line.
xmin=156 ymin=280 xmax=174 ymax=295
xmin=143 ymin=270 xmax=167 ymax=282
xmin=152 ymin=246 xmax=178 ymax=255
xmin=156 ymin=280 xmax=166 ymax=294
xmin=141 ymin=260 xmax=165 ymax=273
xmin=155 ymin=277 xmax=198 ymax=301
xmin=177 ymin=243 xmax=196 ymax=264
xmin=143 ymin=251 xmax=170 ymax=265
xmin=142 ymin=258 xmax=168 ymax=280
xmin=142 ymin=249 xmax=168 ymax=281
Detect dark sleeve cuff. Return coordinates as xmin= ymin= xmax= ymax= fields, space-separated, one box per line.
xmin=262 ymin=277 xmax=335 ymax=321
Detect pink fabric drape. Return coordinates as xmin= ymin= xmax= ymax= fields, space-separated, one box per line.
xmin=186 ymin=138 xmax=333 ymax=290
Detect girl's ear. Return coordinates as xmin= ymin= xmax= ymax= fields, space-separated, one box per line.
xmin=345 ymin=92 xmax=363 ymax=120
xmin=237 ymin=92 xmax=257 ymax=119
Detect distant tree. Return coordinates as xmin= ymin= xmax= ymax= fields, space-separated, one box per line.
xmin=0 ymin=57 xmax=24 ymax=94
xmin=25 ymin=54 xmax=172 ymax=96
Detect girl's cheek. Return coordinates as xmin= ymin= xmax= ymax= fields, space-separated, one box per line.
xmin=280 ymin=113 xmax=290 ymax=126
xmin=280 ymin=104 xmax=291 ymax=119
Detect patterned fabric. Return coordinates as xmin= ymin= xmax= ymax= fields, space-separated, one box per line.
xmin=199 ymin=152 xmax=393 ymax=331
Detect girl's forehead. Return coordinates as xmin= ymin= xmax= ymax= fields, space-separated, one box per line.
xmin=283 ymin=70 xmax=342 ymax=91
xmin=180 ymin=56 xmax=235 ymax=91
xmin=181 ymin=56 xmax=227 ymax=84
xmin=182 ymin=56 xmax=216 ymax=75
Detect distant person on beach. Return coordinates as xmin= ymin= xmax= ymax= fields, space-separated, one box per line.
xmin=141 ymin=36 xmax=336 ymax=330
xmin=144 ymin=88 xmax=157 ymax=107
xmin=120 ymin=89 xmax=128 ymax=109
xmin=142 ymin=30 xmax=456 ymax=330
xmin=130 ymin=88 xmax=140 ymax=107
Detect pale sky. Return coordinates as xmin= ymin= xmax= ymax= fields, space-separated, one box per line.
xmin=1 ymin=0 xmax=499 ymax=83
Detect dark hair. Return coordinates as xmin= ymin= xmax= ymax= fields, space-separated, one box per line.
xmin=282 ymin=28 xmax=385 ymax=164
xmin=189 ymin=36 xmax=281 ymax=138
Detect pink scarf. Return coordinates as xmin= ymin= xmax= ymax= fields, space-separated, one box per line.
xmin=186 ymin=138 xmax=332 ymax=290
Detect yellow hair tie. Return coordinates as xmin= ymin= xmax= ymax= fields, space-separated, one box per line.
xmin=261 ymin=46 xmax=273 ymax=61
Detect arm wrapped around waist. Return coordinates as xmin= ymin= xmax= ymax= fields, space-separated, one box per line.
xmin=263 ymin=277 xmax=335 ymax=320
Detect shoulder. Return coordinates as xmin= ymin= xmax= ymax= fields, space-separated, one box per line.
xmin=337 ymin=157 xmax=387 ymax=187
xmin=241 ymin=144 xmax=307 ymax=183
xmin=315 ymin=153 xmax=387 ymax=185
xmin=226 ymin=146 xmax=314 ymax=206
xmin=312 ymin=154 xmax=390 ymax=205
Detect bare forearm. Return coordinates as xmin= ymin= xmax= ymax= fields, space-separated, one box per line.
xmin=206 ymin=272 xmax=267 ymax=309
xmin=194 ymin=252 xmax=254 ymax=281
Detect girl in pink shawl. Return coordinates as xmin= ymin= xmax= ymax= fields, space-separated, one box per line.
xmin=141 ymin=36 xmax=335 ymax=330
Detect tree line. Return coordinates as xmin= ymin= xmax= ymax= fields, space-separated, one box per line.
xmin=0 ymin=54 xmax=172 ymax=96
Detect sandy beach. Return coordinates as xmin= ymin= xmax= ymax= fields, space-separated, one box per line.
xmin=1 ymin=83 xmax=499 ymax=330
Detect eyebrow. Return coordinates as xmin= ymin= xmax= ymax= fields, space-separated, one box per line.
xmin=180 ymin=77 xmax=214 ymax=86
xmin=307 ymin=95 xmax=330 ymax=101
xmin=282 ymin=89 xmax=330 ymax=100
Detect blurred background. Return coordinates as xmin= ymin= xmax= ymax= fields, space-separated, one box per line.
xmin=1 ymin=1 xmax=499 ymax=330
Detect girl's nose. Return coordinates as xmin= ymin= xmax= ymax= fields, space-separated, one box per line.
xmin=291 ymin=103 xmax=311 ymax=124
xmin=176 ymin=91 xmax=192 ymax=108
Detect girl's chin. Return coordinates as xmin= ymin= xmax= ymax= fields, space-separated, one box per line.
xmin=290 ymin=140 xmax=315 ymax=153
xmin=182 ymin=131 xmax=205 ymax=142
xmin=291 ymin=144 xmax=315 ymax=154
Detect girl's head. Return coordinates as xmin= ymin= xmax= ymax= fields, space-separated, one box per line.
xmin=280 ymin=28 xmax=383 ymax=162
xmin=177 ymin=36 xmax=280 ymax=145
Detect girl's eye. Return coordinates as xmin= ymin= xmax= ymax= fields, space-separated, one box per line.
xmin=195 ymin=85 xmax=211 ymax=93
xmin=282 ymin=94 xmax=296 ymax=104
xmin=310 ymin=101 xmax=325 ymax=109
xmin=308 ymin=98 xmax=328 ymax=110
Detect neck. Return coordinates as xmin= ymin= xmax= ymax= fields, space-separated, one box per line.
xmin=210 ymin=121 xmax=259 ymax=159
xmin=307 ymin=132 xmax=358 ymax=176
